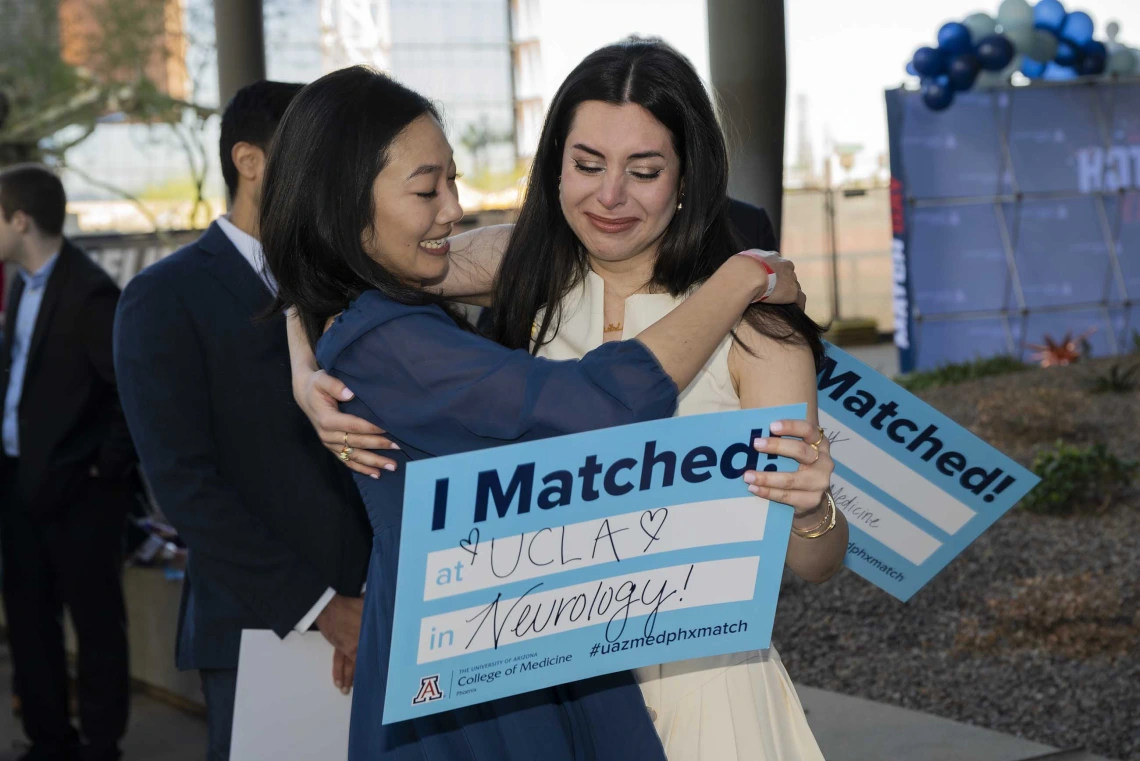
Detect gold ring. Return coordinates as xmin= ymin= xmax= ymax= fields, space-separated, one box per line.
xmin=808 ymin=426 xmax=826 ymax=450
xmin=338 ymin=446 xmax=354 ymax=462
xmin=343 ymin=431 xmax=350 ymax=449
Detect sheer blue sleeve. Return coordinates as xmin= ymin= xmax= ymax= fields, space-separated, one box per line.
xmin=317 ymin=294 xmax=677 ymax=457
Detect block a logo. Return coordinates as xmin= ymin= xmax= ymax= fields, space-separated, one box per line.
xmin=412 ymin=674 xmax=444 ymax=705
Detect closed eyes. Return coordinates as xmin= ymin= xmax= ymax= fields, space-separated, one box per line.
xmin=416 ymin=173 xmax=461 ymax=199
xmin=572 ymin=160 xmax=662 ymax=181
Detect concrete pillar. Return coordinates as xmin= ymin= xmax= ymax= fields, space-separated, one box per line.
xmin=213 ymin=0 xmax=266 ymax=107
xmin=707 ymin=0 xmax=787 ymax=244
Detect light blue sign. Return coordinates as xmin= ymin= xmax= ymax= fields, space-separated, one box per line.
xmin=817 ymin=343 xmax=1039 ymax=601
xmin=383 ymin=405 xmax=804 ymax=723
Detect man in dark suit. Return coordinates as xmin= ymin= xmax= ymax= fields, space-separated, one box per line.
xmin=113 ymin=82 xmax=373 ymax=760
xmin=0 ymin=164 xmax=135 ymax=761
xmin=727 ymin=197 xmax=779 ymax=252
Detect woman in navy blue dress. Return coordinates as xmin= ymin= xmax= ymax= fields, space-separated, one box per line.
xmin=259 ymin=66 xmax=802 ymax=761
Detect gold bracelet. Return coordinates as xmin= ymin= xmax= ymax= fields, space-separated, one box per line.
xmin=791 ymin=495 xmax=830 ymax=534
xmin=792 ymin=491 xmax=836 ymax=539
xmin=793 ymin=497 xmax=827 ymax=522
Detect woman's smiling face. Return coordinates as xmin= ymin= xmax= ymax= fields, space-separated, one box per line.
xmin=364 ymin=114 xmax=464 ymax=284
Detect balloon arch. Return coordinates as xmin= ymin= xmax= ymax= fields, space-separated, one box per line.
xmin=907 ymin=0 xmax=1140 ymax=110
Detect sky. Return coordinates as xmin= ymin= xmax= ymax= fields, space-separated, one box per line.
xmin=60 ymin=0 xmax=1140 ymax=201
xmin=783 ymin=0 xmax=1140 ymax=175
xmin=163 ymin=0 xmax=1140 ymax=183
xmin=516 ymin=0 xmax=1140 ymax=178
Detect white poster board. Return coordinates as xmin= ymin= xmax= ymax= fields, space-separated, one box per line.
xmin=231 ymin=630 xmax=352 ymax=760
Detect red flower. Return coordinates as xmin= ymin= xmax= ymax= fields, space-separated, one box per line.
xmin=1027 ymin=327 xmax=1097 ymax=368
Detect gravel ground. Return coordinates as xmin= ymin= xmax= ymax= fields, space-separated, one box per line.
xmin=772 ymin=357 xmax=1140 ymax=761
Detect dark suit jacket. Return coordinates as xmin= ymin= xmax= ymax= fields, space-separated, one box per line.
xmin=113 ymin=222 xmax=371 ymax=670
xmin=727 ymin=198 xmax=778 ymax=252
xmin=1 ymin=240 xmax=136 ymax=517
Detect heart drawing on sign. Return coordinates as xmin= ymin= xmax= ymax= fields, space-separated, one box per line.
xmin=640 ymin=508 xmax=669 ymax=552
xmin=459 ymin=527 xmax=480 ymax=563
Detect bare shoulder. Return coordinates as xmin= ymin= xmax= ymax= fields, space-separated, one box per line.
xmin=729 ymin=320 xmax=817 ymax=375
xmin=728 ymin=320 xmax=819 ymax=410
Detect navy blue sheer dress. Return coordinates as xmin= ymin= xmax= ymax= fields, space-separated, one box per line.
xmin=315 ymin=291 xmax=677 ymax=761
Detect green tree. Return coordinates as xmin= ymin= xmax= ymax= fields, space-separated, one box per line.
xmin=0 ymin=0 xmax=216 ymax=227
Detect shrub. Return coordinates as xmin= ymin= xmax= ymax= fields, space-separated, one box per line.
xmin=955 ymin=572 xmax=1135 ymax=657
xmin=895 ymin=355 xmax=1028 ymax=392
xmin=974 ymin=387 xmax=1080 ymax=448
xmin=1087 ymin=362 xmax=1140 ymax=394
xmin=1021 ymin=441 xmax=1137 ymax=515
xmin=1027 ymin=328 xmax=1096 ymax=368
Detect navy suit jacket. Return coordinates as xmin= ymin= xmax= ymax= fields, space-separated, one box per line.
xmin=113 ymin=222 xmax=371 ymax=670
xmin=727 ymin=198 xmax=778 ymax=252
xmin=2 ymin=240 xmax=137 ymax=516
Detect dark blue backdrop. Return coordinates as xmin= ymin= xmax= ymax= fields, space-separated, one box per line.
xmin=886 ymin=80 xmax=1140 ymax=372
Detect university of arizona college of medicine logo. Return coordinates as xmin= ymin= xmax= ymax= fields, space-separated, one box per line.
xmin=412 ymin=675 xmax=443 ymax=705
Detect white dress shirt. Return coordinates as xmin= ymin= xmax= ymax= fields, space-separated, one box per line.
xmin=216 ymin=215 xmax=335 ymax=634
xmin=2 ymin=251 xmax=61 ymax=457
xmin=216 ymin=215 xmax=278 ymax=295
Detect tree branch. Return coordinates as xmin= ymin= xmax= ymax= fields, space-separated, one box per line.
xmin=59 ymin=160 xmax=167 ymax=240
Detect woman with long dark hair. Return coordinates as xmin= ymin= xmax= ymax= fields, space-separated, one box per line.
xmin=261 ymin=65 xmax=805 ymax=760
xmin=291 ymin=40 xmax=843 ymax=759
xmin=485 ymin=39 xmax=844 ymax=760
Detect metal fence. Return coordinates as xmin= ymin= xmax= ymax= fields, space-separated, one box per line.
xmin=77 ymin=230 xmax=202 ymax=289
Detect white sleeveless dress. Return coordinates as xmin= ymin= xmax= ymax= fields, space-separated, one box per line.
xmin=535 ymin=272 xmax=825 ymax=761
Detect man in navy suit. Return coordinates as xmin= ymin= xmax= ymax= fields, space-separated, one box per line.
xmin=113 ymin=82 xmax=374 ymax=760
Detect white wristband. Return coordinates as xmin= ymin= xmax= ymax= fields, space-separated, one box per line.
xmin=759 ymin=267 xmax=778 ymax=302
xmin=734 ymin=249 xmax=779 ymax=303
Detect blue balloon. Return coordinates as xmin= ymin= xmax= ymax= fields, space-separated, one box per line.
xmin=1021 ymin=57 xmax=1048 ymax=78
xmin=1079 ymin=40 xmax=1107 ymax=74
xmin=1043 ymin=61 xmax=1079 ymax=80
xmin=1055 ymin=40 xmax=1082 ymax=66
xmin=937 ymin=22 xmax=973 ymax=56
xmin=912 ymin=46 xmax=946 ymax=77
xmin=1060 ymin=11 xmax=1094 ymax=46
xmin=921 ymin=78 xmax=955 ymax=111
xmin=1027 ymin=28 xmax=1060 ymax=62
xmin=906 ymin=61 xmax=919 ymax=76
xmin=1034 ymin=0 xmax=1067 ymax=32
xmin=976 ymin=34 xmax=1016 ymax=70
xmin=948 ymin=53 xmax=982 ymax=90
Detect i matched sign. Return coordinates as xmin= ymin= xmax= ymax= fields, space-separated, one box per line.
xmin=384 ymin=406 xmax=805 ymax=723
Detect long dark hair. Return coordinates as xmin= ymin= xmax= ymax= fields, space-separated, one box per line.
xmin=489 ymin=39 xmax=823 ymax=367
xmin=260 ymin=66 xmax=462 ymax=348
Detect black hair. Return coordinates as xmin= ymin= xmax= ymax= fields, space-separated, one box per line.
xmin=219 ymin=80 xmax=304 ymax=198
xmin=0 ymin=163 xmax=66 ymax=236
xmin=488 ymin=38 xmax=823 ymax=368
xmin=260 ymin=66 xmax=464 ymax=347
